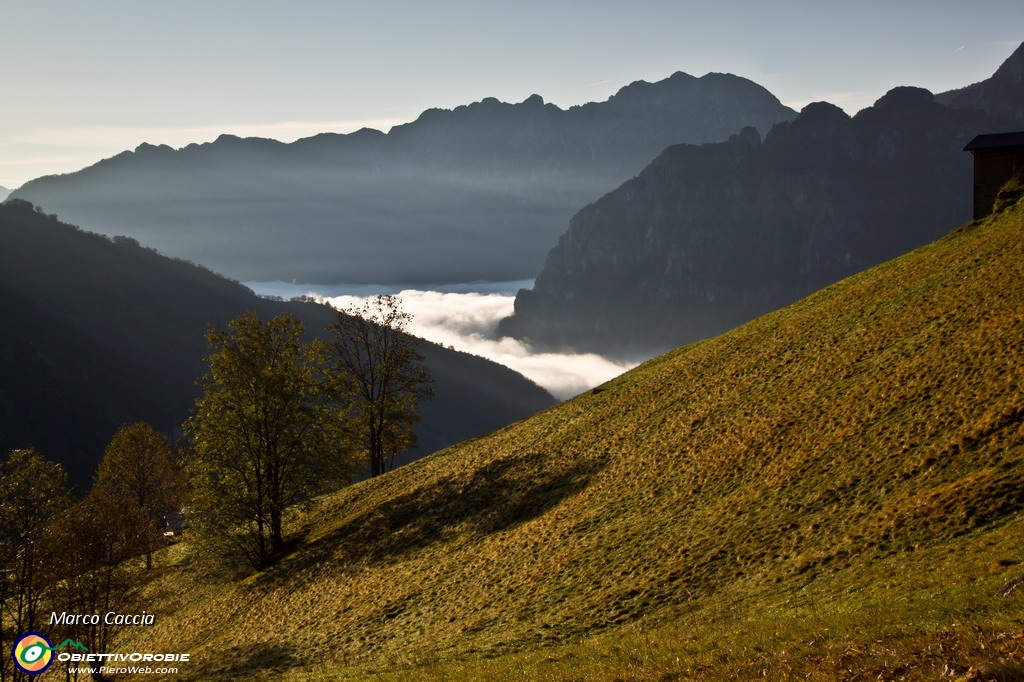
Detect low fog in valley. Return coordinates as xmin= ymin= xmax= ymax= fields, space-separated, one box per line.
xmin=247 ymin=281 xmax=635 ymax=400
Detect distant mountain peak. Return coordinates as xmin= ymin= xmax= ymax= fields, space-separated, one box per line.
xmin=214 ymin=133 xmax=246 ymax=144
xmin=349 ymin=127 xmax=387 ymax=139
xmin=993 ymin=41 xmax=1024 ymax=83
xmin=797 ymin=100 xmax=852 ymax=122
xmin=614 ymin=70 xmax=698 ymax=93
xmin=610 ymin=71 xmax=759 ymax=100
xmin=134 ymin=142 xmax=175 ymax=154
xmin=936 ymin=40 xmax=1024 ymax=122
xmin=871 ymin=86 xmax=936 ymax=111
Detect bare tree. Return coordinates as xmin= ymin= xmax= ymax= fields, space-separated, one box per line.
xmin=327 ymin=295 xmax=433 ymax=477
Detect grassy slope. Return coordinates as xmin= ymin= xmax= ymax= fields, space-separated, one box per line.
xmin=123 ymin=199 xmax=1024 ymax=680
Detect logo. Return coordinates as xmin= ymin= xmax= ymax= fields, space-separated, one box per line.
xmin=11 ymin=632 xmax=88 ymax=675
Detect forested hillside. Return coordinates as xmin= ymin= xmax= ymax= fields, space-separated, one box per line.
xmin=0 ymin=200 xmax=554 ymax=487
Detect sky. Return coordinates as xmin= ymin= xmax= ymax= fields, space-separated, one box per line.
xmin=1 ymin=1 xmax=1022 ymax=190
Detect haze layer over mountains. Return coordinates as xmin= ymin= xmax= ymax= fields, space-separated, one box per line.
xmin=12 ymin=73 xmax=795 ymax=284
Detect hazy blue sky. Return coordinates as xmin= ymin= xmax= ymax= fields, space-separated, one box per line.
xmin=1 ymin=0 xmax=1022 ymax=188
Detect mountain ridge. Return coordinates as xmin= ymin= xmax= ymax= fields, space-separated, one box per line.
xmin=11 ymin=71 xmax=796 ymax=284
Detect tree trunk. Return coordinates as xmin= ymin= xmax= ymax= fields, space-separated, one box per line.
xmin=270 ymin=507 xmax=284 ymax=557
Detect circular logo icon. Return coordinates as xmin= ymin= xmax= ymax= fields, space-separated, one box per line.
xmin=11 ymin=632 xmax=54 ymax=675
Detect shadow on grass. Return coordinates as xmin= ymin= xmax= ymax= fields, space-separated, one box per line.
xmin=194 ymin=642 xmax=298 ymax=680
xmin=295 ymin=450 xmax=607 ymax=569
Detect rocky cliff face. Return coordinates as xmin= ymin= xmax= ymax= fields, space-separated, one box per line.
xmin=499 ymin=87 xmax=1016 ymax=359
xmin=12 ymin=73 xmax=795 ymax=284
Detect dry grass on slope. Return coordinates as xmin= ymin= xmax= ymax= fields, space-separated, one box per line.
xmin=123 ymin=199 xmax=1024 ymax=680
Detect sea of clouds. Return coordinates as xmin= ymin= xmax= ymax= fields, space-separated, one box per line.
xmin=245 ymin=281 xmax=634 ymax=401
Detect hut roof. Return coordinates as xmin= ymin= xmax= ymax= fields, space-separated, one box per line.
xmin=964 ymin=131 xmax=1024 ymax=151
